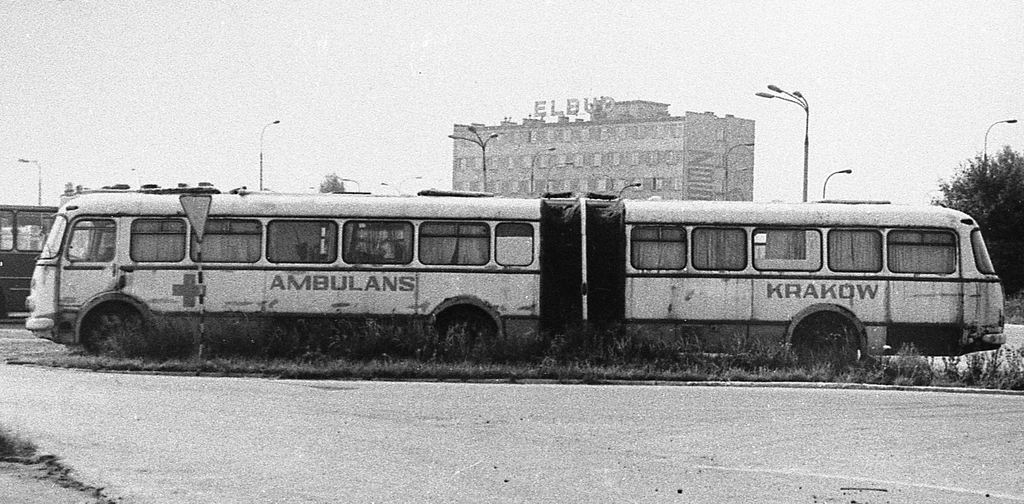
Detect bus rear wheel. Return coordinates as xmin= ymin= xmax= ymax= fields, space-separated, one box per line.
xmin=790 ymin=311 xmax=862 ymax=364
xmin=435 ymin=307 xmax=498 ymax=356
xmin=80 ymin=305 xmax=144 ymax=355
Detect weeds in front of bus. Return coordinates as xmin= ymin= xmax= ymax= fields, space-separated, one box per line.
xmin=0 ymin=425 xmax=36 ymax=460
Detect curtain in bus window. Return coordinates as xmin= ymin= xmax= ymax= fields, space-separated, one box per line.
xmin=68 ymin=219 xmax=116 ymax=262
xmin=419 ymin=222 xmax=489 ymax=265
xmin=193 ymin=219 xmax=261 ymax=263
xmin=828 ymin=230 xmax=881 ymax=272
xmin=342 ymin=221 xmax=413 ymax=264
xmin=130 ymin=219 xmax=186 ymax=262
xmin=630 ymin=226 xmax=686 ymax=270
xmin=765 ymin=229 xmax=806 ymax=259
xmin=495 ymin=222 xmax=533 ymax=266
xmin=692 ymin=227 xmax=746 ymax=270
xmin=0 ymin=211 xmax=12 ymax=251
xmin=268 ymin=220 xmax=338 ymax=263
xmin=887 ymin=230 xmax=955 ymax=274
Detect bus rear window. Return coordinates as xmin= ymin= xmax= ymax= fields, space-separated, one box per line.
xmin=131 ymin=219 xmax=186 ymax=262
xmin=193 ymin=219 xmax=262 ymax=263
xmin=419 ymin=222 xmax=490 ymax=266
xmin=887 ymin=229 xmax=956 ymax=274
xmin=631 ymin=225 xmax=686 ymax=270
xmin=971 ymin=230 xmax=996 ymax=275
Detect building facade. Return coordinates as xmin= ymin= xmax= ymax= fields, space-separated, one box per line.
xmin=450 ymin=100 xmax=755 ymax=200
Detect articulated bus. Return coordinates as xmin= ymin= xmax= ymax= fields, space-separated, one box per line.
xmin=25 ymin=186 xmax=1004 ymax=357
xmin=1 ymin=205 xmax=56 ymax=318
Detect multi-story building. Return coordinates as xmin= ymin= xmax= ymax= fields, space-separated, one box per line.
xmin=450 ymin=99 xmax=755 ymax=200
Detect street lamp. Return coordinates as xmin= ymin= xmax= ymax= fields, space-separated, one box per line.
xmin=530 ymin=147 xmax=556 ymax=196
xmin=822 ymin=169 xmax=852 ymax=199
xmin=618 ymin=182 xmax=642 ymax=198
xmin=449 ymin=126 xmax=499 ymax=191
xmin=984 ymin=119 xmax=1018 ymax=167
xmin=722 ymin=142 xmax=754 ymax=201
xmin=757 ymin=85 xmax=809 ymax=202
xmin=259 ymin=120 xmax=281 ymax=191
xmin=17 ymin=159 xmax=42 ymax=205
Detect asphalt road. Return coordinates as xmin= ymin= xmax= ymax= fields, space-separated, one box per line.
xmin=1 ymin=323 xmax=1023 ymax=503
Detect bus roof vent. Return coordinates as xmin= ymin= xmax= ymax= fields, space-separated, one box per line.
xmin=816 ymin=199 xmax=892 ymax=205
xmin=417 ymin=189 xmax=494 ymax=198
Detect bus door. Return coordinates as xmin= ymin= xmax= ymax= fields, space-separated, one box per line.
xmin=539 ymin=198 xmax=625 ymax=334
xmin=59 ymin=218 xmax=120 ymax=309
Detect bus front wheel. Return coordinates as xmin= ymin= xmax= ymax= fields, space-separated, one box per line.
xmin=80 ymin=304 xmax=144 ymax=355
xmin=789 ymin=311 xmax=862 ymax=363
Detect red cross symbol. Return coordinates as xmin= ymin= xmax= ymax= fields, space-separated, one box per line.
xmin=171 ymin=273 xmax=205 ymax=308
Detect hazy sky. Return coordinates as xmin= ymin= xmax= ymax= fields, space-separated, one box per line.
xmin=2 ymin=1 xmax=1022 ymax=207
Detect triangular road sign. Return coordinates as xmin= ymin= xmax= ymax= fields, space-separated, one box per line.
xmin=179 ymin=194 xmax=213 ymax=242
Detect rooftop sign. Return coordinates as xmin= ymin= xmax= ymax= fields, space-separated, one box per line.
xmin=533 ymin=96 xmax=616 ymax=118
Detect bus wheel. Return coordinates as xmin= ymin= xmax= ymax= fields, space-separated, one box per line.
xmin=790 ymin=311 xmax=861 ymax=363
xmin=435 ymin=307 xmax=498 ymax=353
xmin=80 ymin=305 xmax=144 ymax=355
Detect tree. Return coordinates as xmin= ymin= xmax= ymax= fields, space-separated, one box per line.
xmin=934 ymin=146 xmax=1024 ymax=294
xmin=318 ymin=173 xmax=347 ymax=193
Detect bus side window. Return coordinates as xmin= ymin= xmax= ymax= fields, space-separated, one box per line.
xmin=192 ymin=219 xmax=262 ymax=263
xmin=0 ymin=211 xmax=12 ymax=251
xmin=15 ymin=211 xmax=49 ymax=252
xmin=631 ymin=225 xmax=686 ymax=270
xmin=753 ymin=228 xmax=821 ymax=271
xmin=131 ymin=219 xmax=186 ymax=262
xmin=691 ymin=227 xmax=746 ymax=271
xmin=67 ymin=219 xmax=117 ymax=262
xmin=887 ymin=229 xmax=956 ymax=274
xmin=496 ymin=222 xmax=534 ymax=267
xmin=828 ymin=229 xmax=882 ymax=272
xmin=268 ymin=220 xmax=338 ymax=263
xmin=419 ymin=222 xmax=490 ymax=266
xmin=342 ymin=221 xmax=413 ymax=265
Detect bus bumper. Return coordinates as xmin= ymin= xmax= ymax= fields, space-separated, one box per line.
xmin=25 ymin=315 xmax=56 ymax=341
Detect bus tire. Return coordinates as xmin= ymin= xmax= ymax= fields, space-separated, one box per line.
xmin=434 ymin=306 xmax=498 ymax=351
xmin=79 ymin=303 xmax=145 ymax=355
xmin=788 ymin=308 xmax=864 ymax=363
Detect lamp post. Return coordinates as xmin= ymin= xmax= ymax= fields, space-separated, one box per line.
xmin=756 ymin=85 xmax=809 ymax=202
xmin=17 ymin=159 xmax=42 ymax=205
xmin=984 ymin=119 xmax=1018 ymax=167
xmin=449 ymin=126 xmax=499 ymax=192
xmin=822 ymin=169 xmax=852 ymax=199
xmin=722 ymin=142 xmax=754 ymax=201
xmin=530 ymin=147 xmax=556 ymax=196
xmin=618 ymin=182 xmax=642 ymax=199
xmin=259 ymin=120 xmax=280 ymax=191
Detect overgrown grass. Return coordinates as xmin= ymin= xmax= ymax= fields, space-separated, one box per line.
xmin=0 ymin=426 xmax=36 ymax=460
xmin=1005 ymin=294 xmax=1024 ymax=324
xmin=31 ymin=318 xmax=1024 ymax=391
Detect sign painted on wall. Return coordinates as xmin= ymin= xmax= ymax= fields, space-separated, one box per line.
xmin=533 ymin=96 xmax=616 ymax=118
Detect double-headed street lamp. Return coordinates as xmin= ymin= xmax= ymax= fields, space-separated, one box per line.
xmin=984 ymin=119 xmax=1018 ymax=167
xmin=17 ymin=158 xmax=42 ymax=205
xmin=757 ymin=85 xmax=809 ymax=202
xmin=449 ymin=126 xmax=499 ymax=191
xmin=822 ymin=169 xmax=852 ymax=199
xmin=530 ymin=147 xmax=556 ymax=196
xmin=259 ymin=120 xmax=281 ymax=191
xmin=722 ymin=142 xmax=754 ymax=201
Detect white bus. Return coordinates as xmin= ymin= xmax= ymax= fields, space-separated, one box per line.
xmin=24 ymin=186 xmax=1004 ymax=358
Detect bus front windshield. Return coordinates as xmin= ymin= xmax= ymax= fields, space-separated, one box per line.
xmin=38 ymin=214 xmax=67 ymax=260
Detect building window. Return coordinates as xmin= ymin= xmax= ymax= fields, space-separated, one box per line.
xmin=131 ymin=219 xmax=186 ymax=262
xmin=631 ymin=225 xmax=686 ymax=270
xmin=419 ymin=222 xmax=490 ymax=265
xmin=193 ymin=219 xmax=262 ymax=263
